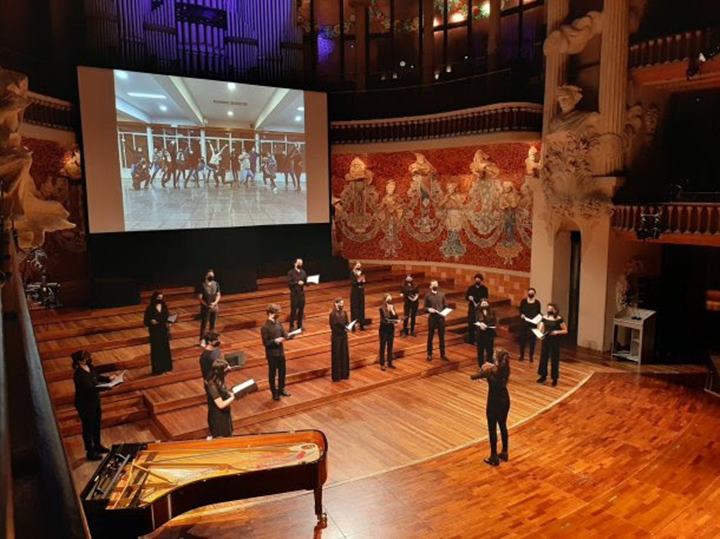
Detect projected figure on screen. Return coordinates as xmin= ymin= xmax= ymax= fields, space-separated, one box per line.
xmin=149 ymin=147 xmax=163 ymax=187
xmin=239 ymin=149 xmax=252 ymax=185
xmin=262 ymin=152 xmax=279 ymax=192
xmin=207 ymin=142 xmax=227 ymax=187
xmin=287 ymin=143 xmax=302 ymax=190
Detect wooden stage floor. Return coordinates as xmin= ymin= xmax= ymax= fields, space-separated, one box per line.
xmin=31 ymin=271 xmax=716 ymax=537
xmin=147 ymin=372 xmax=720 ymax=539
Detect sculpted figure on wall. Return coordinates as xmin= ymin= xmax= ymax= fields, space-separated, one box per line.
xmin=524 ymin=146 xmax=541 ymax=178
xmin=0 ymin=67 xmax=74 ymax=250
xmin=541 ymin=85 xmax=612 ymax=221
xmin=469 ymin=149 xmax=500 ymax=180
xmin=544 ymin=11 xmax=603 ymax=56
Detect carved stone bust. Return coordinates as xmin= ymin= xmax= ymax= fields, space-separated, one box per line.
xmin=548 ymin=85 xmax=600 ymax=137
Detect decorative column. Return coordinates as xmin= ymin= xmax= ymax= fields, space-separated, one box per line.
xmin=350 ymin=0 xmax=371 ymax=90
xmin=146 ymin=126 xmax=154 ymax=161
xmin=422 ymin=0 xmax=435 ymax=84
xmin=487 ymin=0 xmax=502 ymax=70
xmin=597 ymin=0 xmax=630 ymax=175
xmin=541 ymin=0 xmax=570 ymax=136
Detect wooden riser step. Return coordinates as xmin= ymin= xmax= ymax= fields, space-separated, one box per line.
xmin=153 ymin=345 xmax=479 ymax=440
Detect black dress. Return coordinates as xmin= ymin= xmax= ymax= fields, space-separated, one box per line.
xmin=73 ymin=366 xmax=110 ymax=454
xmin=205 ymin=379 xmax=233 ymax=438
xmin=144 ymin=302 xmax=173 ymax=375
xmin=330 ymin=309 xmax=350 ymax=381
xmin=350 ymin=271 xmax=366 ymax=330
xmin=466 ymin=284 xmax=489 ymax=342
xmin=378 ymin=304 xmax=399 ymax=367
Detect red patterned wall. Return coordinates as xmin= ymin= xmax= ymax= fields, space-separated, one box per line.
xmin=331 ymin=142 xmax=538 ymax=272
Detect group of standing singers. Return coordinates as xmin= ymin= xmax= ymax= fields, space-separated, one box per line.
xmin=72 ymin=261 xmax=572 ymax=457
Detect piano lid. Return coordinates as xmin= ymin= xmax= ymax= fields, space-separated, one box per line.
xmin=103 ymin=431 xmax=326 ymax=510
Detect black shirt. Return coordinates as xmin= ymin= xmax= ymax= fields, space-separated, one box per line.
xmin=401 ymin=283 xmax=419 ymax=303
xmin=261 ymin=319 xmax=288 ymax=358
xmin=424 ymin=291 xmax=447 ymax=314
xmin=466 ymin=284 xmax=489 ymax=306
xmin=200 ymin=347 xmax=221 ymax=380
xmin=288 ymin=268 xmax=307 ymax=296
xmin=379 ymin=304 xmax=399 ymax=331
xmin=73 ymin=366 xmax=110 ymax=409
xmin=520 ymin=298 xmax=542 ymax=321
xmin=200 ymin=280 xmax=220 ymax=305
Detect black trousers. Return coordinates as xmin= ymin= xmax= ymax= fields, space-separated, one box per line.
xmin=519 ymin=323 xmax=537 ymax=359
xmin=267 ymin=354 xmax=286 ymax=396
xmin=476 ymin=332 xmax=494 ymax=366
xmin=379 ymin=330 xmax=394 ymax=366
xmin=289 ymin=293 xmax=305 ymax=329
xmin=403 ymin=301 xmax=418 ymax=334
xmin=427 ymin=314 xmax=446 ymax=357
xmin=467 ymin=305 xmax=478 ymax=342
xmin=487 ymin=394 xmax=510 ymax=457
xmin=78 ymin=403 xmax=102 ymax=453
xmin=200 ymin=305 xmax=218 ymax=339
xmin=539 ymin=338 xmax=561 ymax=381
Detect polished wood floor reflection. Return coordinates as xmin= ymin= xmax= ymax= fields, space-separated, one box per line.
xmin=148 ymin=373 xmax=720 ymax=539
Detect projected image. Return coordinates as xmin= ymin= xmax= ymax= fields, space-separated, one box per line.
xmin=114 ymin=70 xmax=307 ymax=230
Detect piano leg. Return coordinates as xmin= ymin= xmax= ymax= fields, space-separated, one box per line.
xmin=314 ymin=487 xmax=327 ymax=529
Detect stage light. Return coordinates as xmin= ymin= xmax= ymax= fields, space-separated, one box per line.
xmin=127 ymin=92 xmax=166 ymax=99
xmin=450 ymin=12 xmax=465 ymax=23
xmin=297 ymin=106 xmax=304 ymax=111
xmin=227 ymin=82 xmax=237 ymax=90
xmin=115 ymin=70 xmax=129 ymax=80
xmin=434 ymin=72 xmax=440 ymax=80
xmin=227 ymin=110 xmax=234 ymax=117
xmin=399 ymin=60 xmax=406 ymax=67
xmin=159 ymin=104 xmax=167 ymax=111
xmin=294 ymin=115 xmax=302 ymax=122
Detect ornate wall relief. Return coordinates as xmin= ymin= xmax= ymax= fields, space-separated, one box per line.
xmin=332 ymin=143 xmax=534 ymax=271
xmin=540 ymin=85 xmax=615 ymax=223
xmin=0 ymin=67 xmax=74 ymax=250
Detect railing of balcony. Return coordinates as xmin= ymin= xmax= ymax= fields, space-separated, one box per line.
xmin=330 ymin=102 xmax=542 ymax=144
xmin=629 ymin=26 xmax=720 ymax=69
xmin=613 ymin=203 xmax=720 ymax=236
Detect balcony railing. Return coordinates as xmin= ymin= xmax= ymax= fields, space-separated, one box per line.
xmin=330 ymin=102 xmax=543 ymax=144
xmin=613 ymin=203 xmax=720 ymax=237
xmin=629 ymin=26 xmax=720 ymax=69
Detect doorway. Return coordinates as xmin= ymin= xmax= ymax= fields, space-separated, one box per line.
xmin=568 ymin=231 xmax=581 ymax=340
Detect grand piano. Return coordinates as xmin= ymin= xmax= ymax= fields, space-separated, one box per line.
xmin=80 ymin=430 xmax=328 ymax=538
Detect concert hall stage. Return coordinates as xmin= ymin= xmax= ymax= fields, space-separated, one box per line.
xmin=32 ymin=268 xmax=714 ymax=538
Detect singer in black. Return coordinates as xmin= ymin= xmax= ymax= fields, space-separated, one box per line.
xmin=350 ymin=261 xmax=366 ymax=331
xmin=144 ymin=291 xmax=173 ymax=375
xmin=466 ymin=273 xmax=489 ymax=343
xmin=400 ymin=275 xmax=419 ymax=337
xmin=329 ymin=298 xmax=351 ymax=381
xmin=261 ymin=304 xmax=294 ymax=401
xmin=198 ymin=269 xmax=221 ymax=342
xmin=475 ymin=298 xmax=497 ymax=367
xmin=287 ymin=258 xmax=307 ymax=331
xmin=537 ymin=303 xmax=568 ymax=387
xmin=424 ymin=280 xmax=448 ymax=361
xmin=519 ymin=288 xmax=541 ymax=362
xmin=72 ymin=350 xmax=114 ymax=461
xmin=205 ymin=358 xmax=234 ymax=438
xmin=471 ymin=348 xmax=511 ymax=466
xmin=199 ymin=332 xmax=222 ymax=380
xmin=378 ymin=293 xmax=399 ymax=370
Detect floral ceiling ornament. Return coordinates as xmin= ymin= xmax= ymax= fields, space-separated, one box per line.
xmin=0 ymin=66 xmax=74 ymax=250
